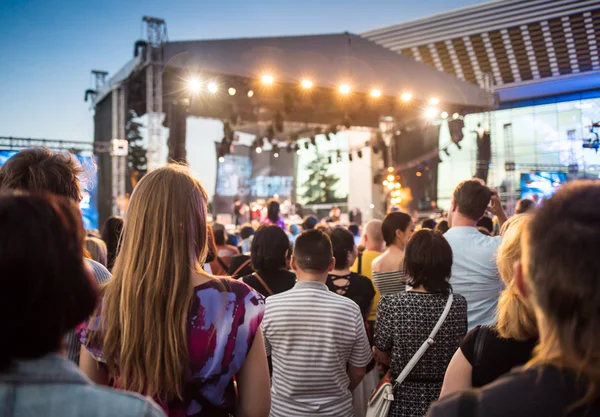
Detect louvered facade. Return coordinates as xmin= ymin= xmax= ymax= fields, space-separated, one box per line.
xmin=362 ymin=0 xmax=600 ymax=92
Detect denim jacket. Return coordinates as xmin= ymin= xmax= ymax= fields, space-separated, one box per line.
xmin=0 ymin=354 xmax=166 ymax=417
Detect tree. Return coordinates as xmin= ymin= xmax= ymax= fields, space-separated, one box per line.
xmin=125 ymin=109 xmax=147 ymax=191
xmin=301 ymin=157 xmax=341 ymax=204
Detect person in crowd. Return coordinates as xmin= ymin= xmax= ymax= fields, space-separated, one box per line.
xmin=228 ymin=225 xmax=255 ymax=278
xmin=262 ymin=230 xmax=372 ymax=417
xmin=101 ymin=215 xmax=124 ymax=271
xmin=0 ymin=147 xmax=111 ymax=364
xmin=262 ymin=199 xmax=285 ymax=229
xmin=439 ymin=214 xmax=537 ymax=398
xmin=348 ymin=223 xmax=361 ymax=246
xmin=374 ymin=230 xmax=468 ymax=417
xmin=435 ymin=220 xmax=449 ymax=234
xmin=476 ymin=216 xmax=494 ymax=235
xmin=315 ymin=222 xmax=332 ymax=234
xmin=85 ymin=236 xmax=108 ymax=267
xmin=351 ymin=219 xmax=385 ymax=325
xmin=372 ymin=211 xmax=413 ymax=295
xmin=326 ymin=227 xmax=377 ymax=417
xmin=301 ymin=214 xmax=319 ymax=231
xmin=429 ymin=181 xmax=600 ymax=416
xmin=240 ymin=225 xmax=295 ymax=298
xmin=209 ymin=222 xmax=239 ymax=275
xmin=0 ymin=192 xmax=165 ymax=417
xmin=77 ymin=165 xmax=270 ymax=417
xmin=288 ymin=223 xmax=301 ymax=244
xmin=515 ymin=198 xmax=536 ymax=214
xmin=444 ymin=180 xmax=507 ymax=330
xmin=238 ymin=224 xmax=255 ymax=254
xmin=421 ymin=218 xmax=437 ymax=230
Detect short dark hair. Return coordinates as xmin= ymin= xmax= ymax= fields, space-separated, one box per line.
xmin=348 ymin=224 xmax=360 ymax=237
xmin=476 ymin=216 xmax=494 ymax=234
xmin=301 ymin=215 xmax=319 ymax=231
xmin=0 ymin=147 xmax=83 ymax=202
xmin=251 ymin=225 xmax=290 ymax=272
xmin=212 ymin=223 xmax=226 ymax=246
xmin=330 ymin=227 xmax=355 ymax=270
xmin=266 ymin=199 xmax=280 ymax=223
xmin=405 ymin=229 xmax=453 ymax=293
xmin=101 ymin=215 xmax=124 ymax=271
xmin=240 ymin=224 xmax=255 ymax=240
xmin=420 ymin=219 xmax=437 ymax=230
xmin=0 ymin=192 xmax=97 ymax=371
xmin=435 ymin=220 xmax=449 ymax=234
xmin=515 ymin=198 xmax=536 ymax=214
xmin=382 ymin=212 xmax=412 ymax=246
xmin=453 ymin=180 xmax=492 ymax=221
xmin=293 ymin=230 xmax=333 ymax=273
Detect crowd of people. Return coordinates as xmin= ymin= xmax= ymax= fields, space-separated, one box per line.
xmin=1 ymin=146 xmax=600 ymax=417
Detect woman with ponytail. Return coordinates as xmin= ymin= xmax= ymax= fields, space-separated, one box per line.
xmin=439 ymin=214 xmax=537 ymax=397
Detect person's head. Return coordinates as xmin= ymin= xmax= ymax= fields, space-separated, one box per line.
xmin=289 ymin=223 xmax=300 ymax=236
xmin=85 ymin=237 xmax=108 ymax=267
xmin=363 ymin=219 xmax=384 ymax=252
xmin=434 ymin=219 xmax=449 ymax=234
xmin=240 ymin=224 xmax=255 ymax=240
xmin=212 ymin=222 xmax=226 ymax=246
xmin=315 ymin=223 xmax=332 ymax=234
xmin=266 ymin=199 xmax=280 ymax=223
xmin=301 ymin=215 xmax=318 ymax=231
xmin=0 ymin=192 xmax=97 ymax=371
xmin=101 ymin=215 xmax=124 ymax=270
xmin=0 ymin=147 xmax=83 ymax=202
xmin=404 ymin=229 xmax=453 ymax=294
xmin=291 ymin=230 xmax=334 ymax=281
xmin=495 ymin=214 xmax=537 ymax=341
xmin=518 ymin=181 xmax=600 ymax=407
xmin=100 ymin=164 xmax=209 ymax=400
xmin=251 ymin=225 xmax=290 ymax=273
xmin=476 ymin=216 xmax=494 ymax=234
xmin=515 ymin=198 xmax=536 ymax=214
xmin=420 ymin=218 xmax=437 ymax=230
xmin=449 ymin=180 xmax=493 ymax=226
xmin=330 ymin=227 xmax=358 ymax=271
xmin=348 ymin=223 xmax=360 ymax=237
xmin=382 ymin=212 xmax=413 ymax=248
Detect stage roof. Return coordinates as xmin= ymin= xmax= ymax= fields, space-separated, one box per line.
xmin=163 ymin=33 xmax=492 ymax=109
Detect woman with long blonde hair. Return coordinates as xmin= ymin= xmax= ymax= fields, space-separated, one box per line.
xmin=77 ymin=164 xmax=270 ymax=417
xmin=439 ymin=214 xmax=538 ymax=398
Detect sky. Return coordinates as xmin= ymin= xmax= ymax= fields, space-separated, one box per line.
xmin=0 ymin=0 xmax=490 ymax=194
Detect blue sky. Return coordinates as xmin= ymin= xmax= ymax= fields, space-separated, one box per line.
xmin=0 ymin=0 xmax=490 ymax=141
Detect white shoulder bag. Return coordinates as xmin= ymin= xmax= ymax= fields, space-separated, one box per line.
xmin=366 ymin=293 xmax=454 ymax=417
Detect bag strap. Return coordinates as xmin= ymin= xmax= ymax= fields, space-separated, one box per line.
xmin=216 ymin=256 xmax=228 ymax=271
xmin=474 ymin=325 xmax=489 ymax=369
xmin=232 ymin=258 xmax=252 ymax=278
xmin=394 ymin=293 xmax=454 ymax=384
xmin=253 ymin=272 xmax=274 ymax=296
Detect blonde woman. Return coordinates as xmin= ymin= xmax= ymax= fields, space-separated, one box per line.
xmin=85 ymin=236 xmax=108 ymax=267
xmin=439 ymin=214 xmax=537 ymax=397
xmin=77 ymin=165 xmax=270 ymax=417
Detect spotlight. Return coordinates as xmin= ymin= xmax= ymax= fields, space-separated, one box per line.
xmin=441 ymin=111 xmax=449 ymax=119
xmin=207 ymin=82 xmax=218 ymax=94
xmin=370 ymin=89 xmax=382 ymax=98
xmin=400 ymin=92 xmax=412 ymax=102
xmin=452 ymin=112 xmax=460 ymax=119
xmin=228 ymin=87 xmax=236 ymax=96
xmin=261 ymin=74 xmax=274 ymax=85
xmin=188 ymin=76 xmax=202 ymax=94
xmin=339 ymin=84 xmax=351 ymax=95
xmin=395 ymin=183 xmax=401 ymax=189
xmin=429 ymin=97 xmax=440 ymax=105
xmin=424 ymin=107 xmax=438 ymax=119
xmin=387 ymin=167 xmax=394 ymax=173
xmin=274 ymin=152 xmax=279 ymax=158
xmin=256 ymin=146 xmax=263 ymax=154
xmin=387 ymin=174 xmax=395 ymax=182
xmin=218 ymin=156 xmax=225 ymax=163
xmin=301 ymin=79 xmax=313 ymax=89
xmin=296 ymin=149 xmax=301 ymax=155
xmin=247 ymin=89 xmax=254 ymax=98
xmin=416 ymin=171 xmax=423 ymax=177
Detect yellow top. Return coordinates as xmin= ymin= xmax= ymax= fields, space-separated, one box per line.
xmin=351 ymin=249 xmax=382 ymax=322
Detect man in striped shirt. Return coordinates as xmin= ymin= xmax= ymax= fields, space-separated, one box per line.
xmin=262 ymin=230 xmax=372 ymax=417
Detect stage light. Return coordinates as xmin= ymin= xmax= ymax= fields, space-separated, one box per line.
xmin=395 ymin=183 xmax=401 ymax=189
xmin=370 ymin=89 xmax=382 ymax=98
xmin=261 ymin=74 xmax=274 ymax=85
xmin=452 ymin=112 xmax=460 ymax=119
xmin=301 ymin=79 xmax=313 ymax=89
xmin=369 ymin=204 xmax=375 ymax=209
xmin=416 ymin=171 xmax=423 ymax=177
xmin=207 ymin=82 xmax=218 ymax=94
xmin=387 ymin=182 xmax=395 ymax=190
xmin=429 ymin=97 xmax=440 ymax=105
xmin=400 ymin=92 xmax=412 ymax=102
xmin=256 ymin=146 xmax=263 ymax=154
xmin=274 ymin=152 xmax=279 ymax=158
xmin=339 ymin=84 xmax=351 ymax=95
xmin=188 ymin=76 xmax=202 ymax=94
xmin=387 ymin=174 xmax=395 ymax=182
xmin=218 ymin=156 xmax=225 ymax=163
xmin=424 ymin=107 xmax=438 ymax=119
xmin=387 ymin=167 xmax=394 ymax=173
xmin=247 ymin=89 xmax=254 ymax=98
xmin=441 ymin=111 xmax=449 ymax=119
xmin=228 ymin=87 xmax=236 ymax=96
xmin=383 ymin=180 xmax=389 ymax=186
xmin=297 ymin=149 xmax=301 ymax=155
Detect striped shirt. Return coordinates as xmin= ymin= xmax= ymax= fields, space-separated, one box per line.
xmin=65 ymin=258 xmax=111 ymax=364
xmin=373 ymin=270 xmax=408 ymax=295
xmin=262 ymin=280 xmax=372 ymax=417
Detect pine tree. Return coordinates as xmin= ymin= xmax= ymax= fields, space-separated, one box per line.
xmin=125 ymin=109 xmax=147 ymax=191
xmin=302 ymin=157 xmax=340 ymax=204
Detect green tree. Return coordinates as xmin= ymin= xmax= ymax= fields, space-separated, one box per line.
xmin=302 ymin=157 xmax=341 ymax=204
xmin=125 ymin=109 xmax=147 ymax=191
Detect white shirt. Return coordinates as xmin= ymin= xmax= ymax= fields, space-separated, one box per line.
xmin=443 ymin=227 xmax=503 ymax=330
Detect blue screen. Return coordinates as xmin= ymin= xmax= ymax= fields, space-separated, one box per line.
xmin=520 ymin=171 xmax=567 ymax=202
